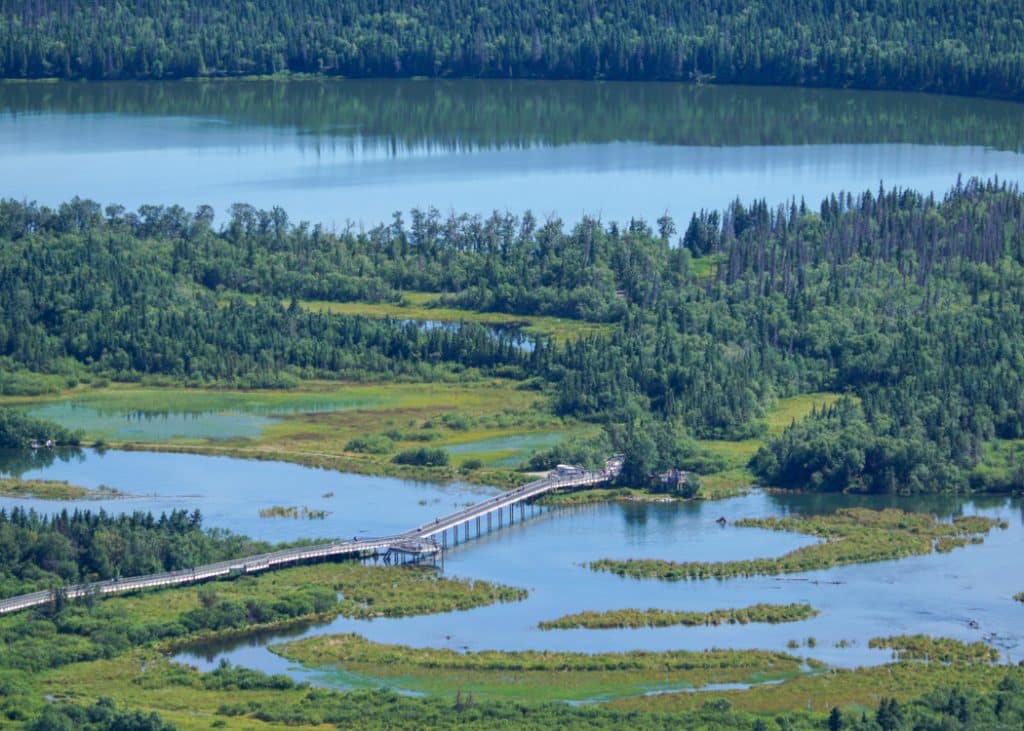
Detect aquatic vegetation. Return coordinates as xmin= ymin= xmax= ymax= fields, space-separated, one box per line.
xmin=1015 ymin=592 xmax=1024 ymax=603
xmin=271 ymin=633 xmax=815 ymax=701
xmin=538 ymin=603 xmax=818 ymax=630
xmin=868 ymin=636 xmax=1000 ymax=664
xmin=590 ymin=508 xmax=1002 ymax=581
xmin=257 ymin=505 xmax=330 ymax=519
xmin=0 ymin=477 xmax=125 ymax=500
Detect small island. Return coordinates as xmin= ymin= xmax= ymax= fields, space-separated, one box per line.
xmin=539 ymin=603 xmax=818 ymax=630
xmin=0 ymin=477 xmax=126 ymax=500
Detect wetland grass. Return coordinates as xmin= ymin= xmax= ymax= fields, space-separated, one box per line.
xmin=538 ymin=603 xmax=818 ymax=630
xmin=258 ymin=505 xmax=330 ymax=519
xmin=591 ymin=508 xmax=1003 ymax=581
xmin=271 ymin=633 xmax=815 ymax=702
xmin=0 ymin=477 xmax=126 ymax=500
xmin=868 ymin=636 xmax=1000 ymax=664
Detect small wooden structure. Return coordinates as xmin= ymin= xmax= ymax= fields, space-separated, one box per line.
xmin=657 ymin=468 xmax=690 ymax=490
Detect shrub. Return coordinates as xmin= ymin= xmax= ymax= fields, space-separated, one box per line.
xmin=345 ymin=435 xmax=393 ymax=454
xmin=393 ymin=448 xmax=450 ymax=467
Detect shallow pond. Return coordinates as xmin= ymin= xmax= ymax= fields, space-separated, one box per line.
xmin=2 ymin=80 xmax=1023 ymax=226
xmin=18 ymin=391 xmax=386 ymax=441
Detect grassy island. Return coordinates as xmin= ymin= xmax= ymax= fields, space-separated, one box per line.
xmin=869 ymin=636 xmax=1000 ymax=664
xmin=270 ymin=633 xmax=815 ymax=702
xmin=538 ymin=603 xmax=818 ymax=630
xmin=591 ymin=508 xmax=1003 ymax=581
xmin=0 ymin=477 xmax=125 ymax=500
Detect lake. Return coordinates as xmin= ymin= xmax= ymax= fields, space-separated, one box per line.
xmin=1 ymin=80 xmax=1022 ymax=227
xmin=3 ymin=78 xmax=1024 ymax=699
xmin=1 ymin=448 xmax=1021 ymax=694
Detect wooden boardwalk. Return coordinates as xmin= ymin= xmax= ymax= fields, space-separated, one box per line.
xmin=0 ymin=458 xmax=621 ymax=616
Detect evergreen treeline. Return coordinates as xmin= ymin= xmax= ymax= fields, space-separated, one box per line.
xmin=3 ymin=178 xmax=1024 ymax=493
xmin=0 ymin=507 xmax=271 ymax=597
xmin=0 ymin=200 xmax=533 ymax=385
xmin=2 ymin=1 xmax=1024 ymax=100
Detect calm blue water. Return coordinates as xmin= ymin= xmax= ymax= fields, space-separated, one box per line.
xmin=2 ymin=448 xmax=1020 ymax=691
xmin=1 ymin=80 xmax=1022 ymax=227
xmin=179 ymin=494 xmax=1024 ymax=680
xmin=0 ymin=448 xmax=494 ymax=544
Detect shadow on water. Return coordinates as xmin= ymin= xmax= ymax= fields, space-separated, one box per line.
xmin=0 ymin=447 xmax=85 ymax=478
xmin=765 ymin=490 xmax=1011 ymax=520
xmin=176 ymin=621 xmax=320 ymax=664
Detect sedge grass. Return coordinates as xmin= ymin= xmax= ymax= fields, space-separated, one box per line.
xmin=591 ymin=508 xmax=1003 ymax=581
xmin=538 ymin=603 xmax=819 ymax=630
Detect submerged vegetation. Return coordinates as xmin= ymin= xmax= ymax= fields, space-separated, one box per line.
xmin=538 ymin=603 xmax=818 ymax=630
xmin=257 ymin=505 xmax=329 ymax=519
xmin=591 ymin=508 xmax=1003 ymax=581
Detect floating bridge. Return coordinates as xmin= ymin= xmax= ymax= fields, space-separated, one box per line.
xmin=0 ymin=457 xmax=622 ymax=616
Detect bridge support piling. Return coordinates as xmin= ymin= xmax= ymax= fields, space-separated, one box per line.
xmin=487 ymin=512 xmax=492 ymax=531
xmin=476 ymin=516 xmax=480 ymax=537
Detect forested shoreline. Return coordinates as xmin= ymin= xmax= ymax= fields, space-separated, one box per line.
xmin=2 ymin=178 xmax=1024 ymax=495
xmin=2 ymin=1 xmax=1024 ymax=101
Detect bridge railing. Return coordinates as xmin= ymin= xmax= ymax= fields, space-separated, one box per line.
xmin=0 ymin=462 xmax=618 ymax=615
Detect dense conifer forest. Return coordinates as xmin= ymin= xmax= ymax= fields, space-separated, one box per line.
xmin=1 ymin=1 xmax=1023 ymax=100
xmin=3 ymin=178 xmax=1024 ymax=494
xmin=0 ymin=507 xmax=273 ymax=597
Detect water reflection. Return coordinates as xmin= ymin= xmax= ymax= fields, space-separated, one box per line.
xmin=0 ymin=447 xmax=84 ymax=477
xmin=3 ymin=80 xmax=1023 ymax=151
xmin=0 ymin=448 xmax=496 ymax=544
xmin=174 ymin=492 xmax=1024 ymax=687
xmin=1 ymin=80 xmax=1022 ymax=226
xmin=1 ymin=446 xmax=1020 ymax=691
